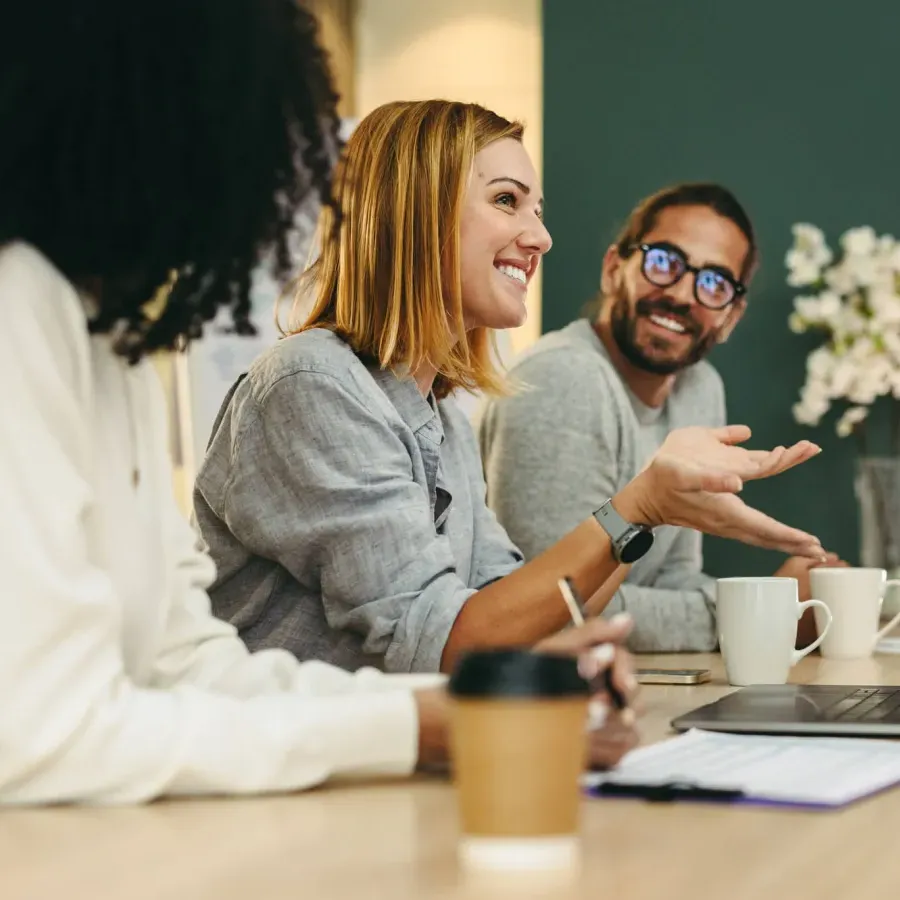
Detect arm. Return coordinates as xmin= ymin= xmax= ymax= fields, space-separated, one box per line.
xmin=605 ymin=527 xmax=718 ymax=652
xmin=0 ymin=249 xmax=419 ymax=804
xmin=213 ymin=371 xmax=629 ymax=674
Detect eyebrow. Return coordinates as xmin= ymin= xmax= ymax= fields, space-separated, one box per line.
xmin=486 ymin=176 xmax=544 ymax=209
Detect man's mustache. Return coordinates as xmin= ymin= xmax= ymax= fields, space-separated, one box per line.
xmin=634 ymin=297 xmax=700 ymax=335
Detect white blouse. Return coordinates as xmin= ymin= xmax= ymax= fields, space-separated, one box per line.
xmin=0 ymin=242 xmax=438 ymax=804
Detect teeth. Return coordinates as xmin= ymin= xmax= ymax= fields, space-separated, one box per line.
xmin=648 ymin=314 xmax=686 ymax=334
xmin=496 ymin=264 xmax=527 ymax=285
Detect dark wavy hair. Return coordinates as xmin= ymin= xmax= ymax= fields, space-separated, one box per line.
xmin=0 ymin=0 xmax=341 ymax=362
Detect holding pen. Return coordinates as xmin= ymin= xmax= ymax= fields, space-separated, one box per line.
xmin=557 ymin=577 xmax=636 ymax=727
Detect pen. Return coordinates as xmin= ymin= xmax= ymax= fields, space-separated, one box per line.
xmin=587 ymin=780 xmax=744 ymax=803
xmin=557 ymin=576 xmax=629 ymax=716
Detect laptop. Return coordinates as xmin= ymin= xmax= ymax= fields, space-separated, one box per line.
xmin=672 ymin=685 xmax=900 ymax=737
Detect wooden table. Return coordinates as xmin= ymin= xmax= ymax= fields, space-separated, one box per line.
xmin=6 ymin=652 xmax=900 ymax=900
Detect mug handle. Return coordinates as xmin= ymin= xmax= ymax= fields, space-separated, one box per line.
xmin=791 ymin=599 xmax=833 ymax=664
xmin=874 ymin=579 xmax=900 ymax=643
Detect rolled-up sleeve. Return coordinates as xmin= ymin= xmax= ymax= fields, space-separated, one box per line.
xmin=220 ymin=370 xmax=477 ymax=673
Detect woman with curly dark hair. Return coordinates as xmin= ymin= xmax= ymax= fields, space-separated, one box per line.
xmin=0 ymin=0 xmax=647 ymax=807
xmin=0 ymin=0 xmax=577 ymax=806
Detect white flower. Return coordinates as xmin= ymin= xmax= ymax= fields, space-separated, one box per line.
xmin=824 ymin=262 xmax=858 ymax=296
xmin=792 ymin=223 xmax=832 ymax=265
xmin=793 ymin=389 xmax=830 ymax=426
xmin=788 ymin=312 xmax=807 ymax=333
xmin=830 ymin=358 xmax=858 ymax=397
xmin=836 ymin=405 xmax=869 ymax=437
xmin=845 ymin=254 xmax=879 ymax=287
xmin=878 ymin=234 xmax=896 ymax=254
xmin=787 ymin=223 xmax=900 ymax=440
xmin=786 ymin=253 xmax=825 ymax=287
xmin=806 ymin=346 xmax=836 ymax=380
xmin=869 ymin=289 xmax=900 ymax=326
xmin=841 ymin=226 xmax=878 ymax=257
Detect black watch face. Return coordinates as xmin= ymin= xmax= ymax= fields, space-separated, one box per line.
xmin=620 ymin=529 xmax=654 ymax=564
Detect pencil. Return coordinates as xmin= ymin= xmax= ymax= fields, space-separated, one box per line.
xmin=557 ymin=576 xmax=628 ymax=713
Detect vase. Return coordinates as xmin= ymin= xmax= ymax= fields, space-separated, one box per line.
xmin=855 ymin=457 xmax=900 ymax=619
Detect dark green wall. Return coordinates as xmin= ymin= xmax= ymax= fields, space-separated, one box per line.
xmin=542 ymin=0 xmax=900 ymax=576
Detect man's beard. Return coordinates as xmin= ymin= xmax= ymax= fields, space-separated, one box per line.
xmin=608 ymin=289 xmax=720 ymax=376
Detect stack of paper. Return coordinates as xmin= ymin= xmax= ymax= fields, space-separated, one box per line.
xmin=584 ymin=729 xmax=900 ymax=809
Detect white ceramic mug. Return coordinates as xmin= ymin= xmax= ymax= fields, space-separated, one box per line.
xmin=811 ymin=567 xmax=900 ymax=659
xmin=716 ymin=577 xmax=833 ymax=686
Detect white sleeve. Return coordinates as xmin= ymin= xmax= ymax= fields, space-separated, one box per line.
xmin=0 ymin=245 xmax=421 ymax=805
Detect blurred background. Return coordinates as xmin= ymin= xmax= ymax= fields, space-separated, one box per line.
xmin=161 ymin=0 xmax=900 ymax=582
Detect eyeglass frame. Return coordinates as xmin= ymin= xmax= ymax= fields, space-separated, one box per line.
xmin=628 ymin=241 xmax=747 ymax=310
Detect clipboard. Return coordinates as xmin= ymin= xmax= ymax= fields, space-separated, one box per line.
xmin=583 ymin=729 xmax=900 ymax=810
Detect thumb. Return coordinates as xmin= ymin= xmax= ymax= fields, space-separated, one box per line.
xmin=681 ymin=467 xmax=744 ymax=494
xmin=712 ymin=424 xmax=752 ymax=446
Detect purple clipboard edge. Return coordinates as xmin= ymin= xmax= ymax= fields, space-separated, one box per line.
xmin=583 ymin=777 xmax=900 ymax=811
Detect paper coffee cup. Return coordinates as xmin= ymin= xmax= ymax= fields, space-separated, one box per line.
xmin=448 ymin=650 xmax=590 ymax=872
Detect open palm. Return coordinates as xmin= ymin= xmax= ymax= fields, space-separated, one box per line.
xmin=633 ymin=425 xmax=823 ymax=558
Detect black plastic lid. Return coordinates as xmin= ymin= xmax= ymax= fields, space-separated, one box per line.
xmin=448 ymin=649 xmax=590 ymax=699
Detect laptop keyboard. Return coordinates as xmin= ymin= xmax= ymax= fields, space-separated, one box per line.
xmin=823 ymin=688 xmax=900 ymax=722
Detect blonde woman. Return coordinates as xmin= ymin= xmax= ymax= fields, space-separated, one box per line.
xmin=195 ymin=100 xmax=824 ymax=676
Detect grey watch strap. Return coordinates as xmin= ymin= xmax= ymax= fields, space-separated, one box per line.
xmin=593 ymin=499 xmax=654 ymax=564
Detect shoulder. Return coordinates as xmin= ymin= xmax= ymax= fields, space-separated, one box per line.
xmin=0 ymin=241 xmax=88 ymax=332
xmin=0 ymin=241 xmax=92 ymax=389
xmin=506 ymin=320 xmax=625 ymax=392
xmin=244 ymin=327 xmax=378 ymax=406
xmin=487 ymin=320 xmax=630 ymax=423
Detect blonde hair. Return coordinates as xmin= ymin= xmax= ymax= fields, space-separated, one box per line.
xmin=288 ymin=99 xmax=524 ymax=398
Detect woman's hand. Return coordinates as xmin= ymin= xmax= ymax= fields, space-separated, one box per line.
xmin=615 ymin=425 xmax=824 ymax=559
xmin=536 ymin=614 xmax=639 ymax=770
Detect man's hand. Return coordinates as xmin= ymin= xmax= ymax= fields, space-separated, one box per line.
xmin=775 ymin=552 xmax=849 ymax=646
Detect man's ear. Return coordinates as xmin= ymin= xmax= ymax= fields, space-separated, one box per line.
xmin=600 ymin=244 xmax=621 ymax=296
xmin=717 ymin=298 xmax=747 ymax=342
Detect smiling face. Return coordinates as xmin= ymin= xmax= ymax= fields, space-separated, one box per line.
xmin=602 ymin=204 xmax=749 ymax=375
xmin=457 ymin=138 xmax=552 ymax=331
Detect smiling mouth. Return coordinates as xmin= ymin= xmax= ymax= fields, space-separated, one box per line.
xmin=495 ymin=263 xmax=527 ymax=286
xmin=646 ymin=313 xmax=689 ymax=335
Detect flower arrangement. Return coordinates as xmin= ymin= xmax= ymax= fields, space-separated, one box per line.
xmin=787 ymin=223 xmax=900 ymax=451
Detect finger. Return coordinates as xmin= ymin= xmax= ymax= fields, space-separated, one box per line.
xmin=577 ymin=643 xmax=615 ymax=681
xmin=716 ymin=502 xmax=823 ymax=557
xmin=586 ymin=722 xmax=640 ymax=770
xmin=765 ymin=441 xmax=820 ymax=476
xmin=746 ymin=441 xmax=821 ymax=480
xmin=611 ymin=647 xmax=637 ymax=703
xmin=711 ymin=424 xmax=752 ymax=445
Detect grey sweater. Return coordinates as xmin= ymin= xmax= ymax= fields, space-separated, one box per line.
xmin=478 ymin=319 xmax=726 ymax=652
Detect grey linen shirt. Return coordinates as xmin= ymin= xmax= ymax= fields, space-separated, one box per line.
xmin=193 ymin=328 xmax=523 ymax=674
xmin=478 ymin=318 xmax=726 ymax=652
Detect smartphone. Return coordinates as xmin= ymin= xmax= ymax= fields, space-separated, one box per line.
xmin=635 ymin=668 xmax=711 ymax=685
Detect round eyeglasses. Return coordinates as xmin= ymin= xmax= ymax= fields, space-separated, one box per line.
xmin=633 ymin=242 xmax=746 ymax=310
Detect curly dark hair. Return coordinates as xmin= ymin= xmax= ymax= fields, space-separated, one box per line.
xmin=0 ymin=0 xmax=341 ymax=362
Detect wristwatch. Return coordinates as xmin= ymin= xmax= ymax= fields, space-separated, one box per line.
xmin=593 ymin=499 xmax=654 ymax=564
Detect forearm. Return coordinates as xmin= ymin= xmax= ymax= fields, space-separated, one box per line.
xmin=441 ymin=516 xmax=625 ymax=672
